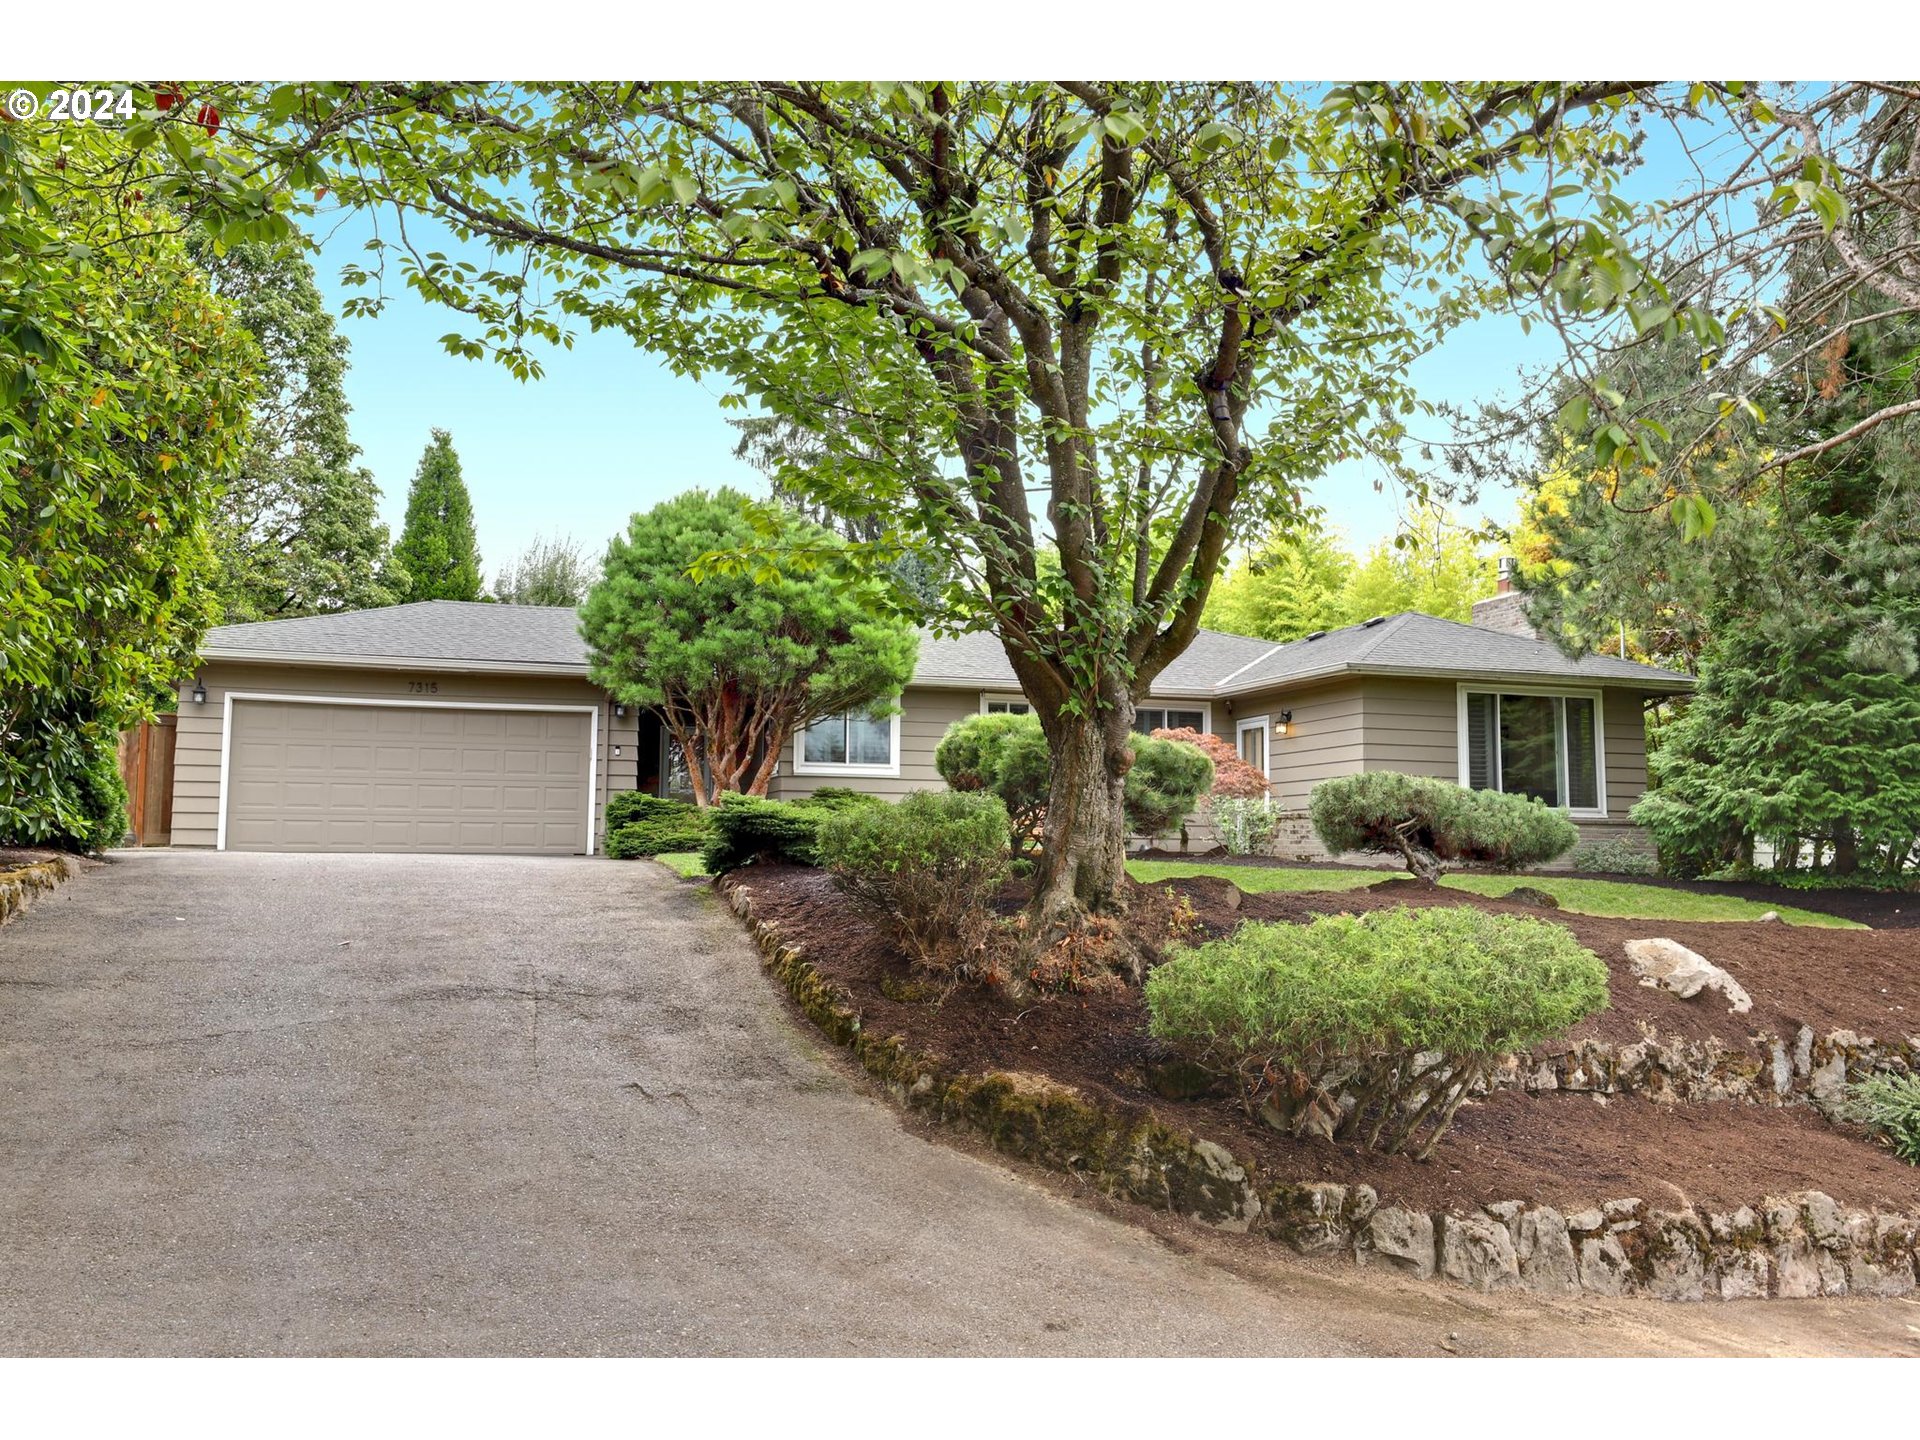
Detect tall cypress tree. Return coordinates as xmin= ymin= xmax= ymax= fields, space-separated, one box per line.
xmin=394 ymin=429 xmax=483 ymax=602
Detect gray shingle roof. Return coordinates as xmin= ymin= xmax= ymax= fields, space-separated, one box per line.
xmin=1218 ymin=611 xmax=1690 ymax=692
xmin=201 ymin=601 xmax=1691 ymax=694
xmin=202 ymin=601 xmax=590 ymax=671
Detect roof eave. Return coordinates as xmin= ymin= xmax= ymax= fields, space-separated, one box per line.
xmin=198 ymin=648 xmax=594 ymax=678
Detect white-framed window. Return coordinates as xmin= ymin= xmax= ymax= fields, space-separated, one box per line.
xmin=980 ymin=692 xmax=1033 ymax=716
xmin=1133 ymin=704 xmax=1210 ymax=736
xmin=1235 ymin=716 xmax=1269 ymax=778
xmin=794 ymin=705 xmax=902 ymax=777
xmin=1456 ymin=684 xmax=1606 ymax=817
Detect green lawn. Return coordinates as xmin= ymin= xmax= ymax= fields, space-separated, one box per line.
xmin=1127 ymin=859 xmax=1395 ymax=894
xmin=1434 ymin=873 xmax=1862 ymax=928
xmin=652 ymin=851 xmax=710 ymax=879
xmin=1129 ymin=858 xmax=1863 ymax=926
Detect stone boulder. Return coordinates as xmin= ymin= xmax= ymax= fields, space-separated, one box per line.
xmin=1624 ymin=938 xmax=1753 ymax=1014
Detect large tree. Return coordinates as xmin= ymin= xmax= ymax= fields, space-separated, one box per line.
xmin=394 ymin=428 xmax=483 ymax=602
xmin=0 ymin=126 xmax=256 ymax=845
xmin=580 ymin=489 xmax=919 ymax=803
xmin=111 ymin=81 xmax=1764 ymax=940
xmin=195 ymin=240 xmax=407 ymax=621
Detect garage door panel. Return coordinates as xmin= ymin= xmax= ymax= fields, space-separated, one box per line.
xmin=226 ymin=701 xmax=589 ymax=855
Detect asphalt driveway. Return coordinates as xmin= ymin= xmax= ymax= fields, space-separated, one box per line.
xmin=1 ymin=851 xmax=1911 ymax=1356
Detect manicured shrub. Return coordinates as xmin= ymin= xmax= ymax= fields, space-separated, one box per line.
xmin=1146 ymin=906 xmax=1607 ymax=1158
xmin=606 ymin=792 xmax=696 ymax=829
xmin=1124 ymin=734 xmax=1215 ymax=843
xmin=1150 ymin=727 xmax=1268 ymax=799
xmin=815 ymin=790 xmax=1011 ymax=972
xmin=1211 ymin=795 xmax=1279 ymax=856
xmin=606 ymin=814 xmax=711 ymax=859
xmin=1568 ymin=838 xmax=1659 ymax=876
xmin=1309 ymin=771 xmax=1578 ymax=885
xmin=1848 ymin=1074 xmax=1920 ymax=1165
xmin=39 ymin=745 xmax=129 ymax=855
xmin=796 ymin=785 xmax=886 ymax=815
xmin=700 ymin=794 xmax=828 ymax=872
xmin=935 ymin=711 xmax=1051 ymax=856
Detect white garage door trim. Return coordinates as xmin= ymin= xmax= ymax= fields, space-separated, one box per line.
xmin=215 ymin=691 xmax=600 ymax=855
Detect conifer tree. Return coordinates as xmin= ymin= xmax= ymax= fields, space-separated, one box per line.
xmin=394 ymin=429 xmax=483 ymax=602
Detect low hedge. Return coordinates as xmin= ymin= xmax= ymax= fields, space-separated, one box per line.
xmin=607 ymin=814 xmax=712 ymax=859
xmin=700 ymin=789 xmax=887 ymax=872
xmin=1146 ymin=905 xmax=1608 ymax=1158
xmin=606 ymin=792 xmax=697 ymax=828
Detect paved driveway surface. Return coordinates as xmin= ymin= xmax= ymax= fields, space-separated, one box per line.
xmin=2 ymin=851 xmax=1913 ymax=1356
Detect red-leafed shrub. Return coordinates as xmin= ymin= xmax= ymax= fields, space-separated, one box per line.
xmin=1151 ymin=727 xmax=1269 ymax=799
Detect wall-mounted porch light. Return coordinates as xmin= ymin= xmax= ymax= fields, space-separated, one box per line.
xmin=1275 ymin=709 xmax=1292 ymax=736
xmin=191 ymin=681 xmax=208 ymax=705
xmin=613 ymin=702 xmax=627 ymax=718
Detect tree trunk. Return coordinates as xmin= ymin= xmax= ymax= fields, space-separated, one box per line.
xmin=1832 ymin=825 xmax=1859 ymax=875
xmin=1026 ymin=696 xmax=1136 ymax=945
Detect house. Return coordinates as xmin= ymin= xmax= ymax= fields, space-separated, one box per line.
xmin=169 ymin=586 xmax=1691 ymax=858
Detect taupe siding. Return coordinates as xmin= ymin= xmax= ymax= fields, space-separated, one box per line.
xmin=172 ymin=661 xmax=636 ymax=850
xmin=769 ymin=686 xmax=977 ymax=802
xmin=1359 ymin=677 xmax=1458 ymax=781
xmin=1215 ymin=679 xmax=1366 ymax=809
xmin=1601 ymin=687 xmax=1650 ymax=821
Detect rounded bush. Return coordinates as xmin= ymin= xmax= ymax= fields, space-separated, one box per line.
xmin=1309 ymin=771 xmax=1578 ymax=883
xmin=815 ymin=790 xmax=1011 ymax=971
xmin=934 ymin=711 xmax=1050 ymax=855
xmin=606 ymin=792 xmax=696 ymax=829
xmin=606 ymin=813 xmax=711 ymax=859
xmin=1124 ymin=734 xmax=1215 ymax=841
xmin=1146 ymin=905 xmax=1608 ymax=1157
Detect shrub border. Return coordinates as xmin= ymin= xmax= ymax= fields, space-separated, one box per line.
xmin=0 ymin=854 xmax=79 ymax=929
xmin=722 ymin=874 xmax=1920 ymax=1303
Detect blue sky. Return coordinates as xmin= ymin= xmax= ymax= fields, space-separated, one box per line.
xmin=308 ymin=113 xmax=1708 ymax=578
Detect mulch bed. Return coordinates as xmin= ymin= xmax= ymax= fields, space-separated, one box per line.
xmin=1135 ymin=847 xmax=1920 ymax=930
xmin=728 ymin=862 xmax=1920 ymax=1214
xmin=0 ymin=847 xmax=68 ymax=872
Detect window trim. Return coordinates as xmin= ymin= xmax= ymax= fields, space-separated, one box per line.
xmin=1235 ymin=716 xmax=1270 ymax=782
xmin=792 ymin=706 xmax=903 ymax=778
xmin=1133 ymin=702 xmax=1214 ymax=736
xmin=1455 ymin=682 xmax=1607 ymax=819
xmin=979 ymin=692 xmax=1033 ymax=715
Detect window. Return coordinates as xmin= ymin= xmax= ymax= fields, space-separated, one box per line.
xmin=980 ymin=693 xmax=1033 ymax=715
xmin=1133 ymin=706 xmax=1208 ymax=736
xmin=1460 ymin=687 xmax=1604 ymax=814
xmin=1236 ymin=717 xmax=1268 ymax=776
xmin=796 ymin=706 xmax=900 ymax=775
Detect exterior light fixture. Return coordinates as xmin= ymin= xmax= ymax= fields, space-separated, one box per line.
xmin=1276 ymin=709 xmax=1292 ymax=736
xmin=613 ymin=702 xmax=627 ymax=718
xmin=191 ymin=681 xmax=208 ymax=705
xmin=612 ymin=745 xmax=622 ymax=758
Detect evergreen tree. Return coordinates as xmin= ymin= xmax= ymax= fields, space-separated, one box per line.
xmin=196 ymin=241 xmax=407 ymax=620
xmin=394 ymin=430 xmax=483 ymax=602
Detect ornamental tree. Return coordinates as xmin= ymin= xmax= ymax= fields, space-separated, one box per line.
xmin=97 ymin=81 xmax=1758 ymax=943
xmin=580 ymin=489 xmax=919 ymax=804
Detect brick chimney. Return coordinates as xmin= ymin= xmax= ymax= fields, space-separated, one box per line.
xmin=1471 ymin=557 xmax=1542 ymax=640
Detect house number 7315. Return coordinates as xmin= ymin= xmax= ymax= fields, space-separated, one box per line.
xmin=407 ymin=680 xmax=441 ymax=694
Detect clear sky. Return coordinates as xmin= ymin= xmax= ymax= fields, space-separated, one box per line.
xmin=307 ymin=110 xmax=1711 ymax=579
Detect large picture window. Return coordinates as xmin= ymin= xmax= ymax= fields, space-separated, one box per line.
xmin=1460 ymin=687 xmax=1603 ymax=814
xmin=796 ymin=706 xmax=899 ymax=775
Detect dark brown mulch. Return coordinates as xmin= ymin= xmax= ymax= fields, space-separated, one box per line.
xmin=727 ymin=862 xmax=1920 ymax=1213
xmin=1134 ymin=847 xmax=1920 ymax=929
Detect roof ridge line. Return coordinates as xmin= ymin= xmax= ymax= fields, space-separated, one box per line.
xmin=1211 ymin=641 xmax=1288 ymax=691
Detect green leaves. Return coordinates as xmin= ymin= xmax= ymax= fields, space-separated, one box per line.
xmin=1670 ymin=492 xmax=1716 ymax=544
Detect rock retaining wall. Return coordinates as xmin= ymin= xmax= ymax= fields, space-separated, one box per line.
xmin=724 ymin=876 xmax=1920 ymax=1303
xmin=0 ymin=854 xmax=78 ymax=929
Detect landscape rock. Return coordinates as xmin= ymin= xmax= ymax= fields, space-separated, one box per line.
xmin=1577 ymin=1233 xmax=1636 ymax=1296
xmin=1439 ymin=1213 xmax=1520 ymax=1292
xmin=1503 ymin=885 xmax=1561 ymax=910
xmin=1514 ymin=1207 xmax=1579 ymax=1294
xmin=1756 ymin=910 xmax=1783 ymax=923
xmin=1265 ymin=1182 xmax=1352 ymax=1254
xmin=1363 ymin=1207 xmax=1436 ymax=1280
xmin=1623 ymin=938 xmax=1753 ymax=1014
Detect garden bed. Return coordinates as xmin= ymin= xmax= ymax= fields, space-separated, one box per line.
xmin=724 ymin=865 xmax=1920 ymax=1300
xmin=0 ymin=848 xmax=81 ymax=928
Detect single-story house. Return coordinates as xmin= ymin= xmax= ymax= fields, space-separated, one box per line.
xmin=169 ymin=584 xmax=1691 ymax=858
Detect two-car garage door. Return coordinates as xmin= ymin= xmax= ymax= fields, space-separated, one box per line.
xmin=223 ymin=700 xmax=592 ymax=855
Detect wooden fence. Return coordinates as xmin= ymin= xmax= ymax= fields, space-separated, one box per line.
xmin=117 ymin=714 xmax=177 ymax=846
